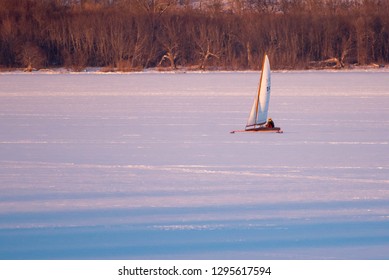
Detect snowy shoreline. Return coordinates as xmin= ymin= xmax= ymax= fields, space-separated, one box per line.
xmin=1 ymin=65 xmax=389 ymax=75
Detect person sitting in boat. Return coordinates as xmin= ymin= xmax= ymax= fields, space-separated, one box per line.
xmin=265 ymin=118 xmax=275 ymax=128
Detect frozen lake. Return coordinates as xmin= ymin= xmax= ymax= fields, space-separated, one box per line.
xmin=1 ymin=71 xmax=389 ymax=259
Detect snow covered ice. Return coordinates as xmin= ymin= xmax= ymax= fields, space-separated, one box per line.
xmin=0 ymin=70 xmax=389 ymax=259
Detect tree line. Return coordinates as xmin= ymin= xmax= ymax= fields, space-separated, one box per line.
xmin=1 ymin=0 xmax=388 ymax=71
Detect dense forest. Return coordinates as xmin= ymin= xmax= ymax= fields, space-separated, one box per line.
xmin=1 ymin=0 xmax=388 ymax=71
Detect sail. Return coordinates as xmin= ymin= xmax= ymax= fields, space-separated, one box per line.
xmin=246 ymin=54 xmax=271 ymax=129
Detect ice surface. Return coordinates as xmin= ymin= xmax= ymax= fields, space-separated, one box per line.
xmin=0 ymin=71 xmax=389 ymax=259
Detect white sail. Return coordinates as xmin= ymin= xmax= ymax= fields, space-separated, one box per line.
xmin=246 ymin=54 xmax=271 ymax=129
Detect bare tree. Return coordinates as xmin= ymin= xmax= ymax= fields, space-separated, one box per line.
xmin=156 ymin=14 xmax=185 ymax=69
xmin=17 ymin=42 xmax=46 ymax=71
xmin=191 ymin=18 xmax=222 ymax=70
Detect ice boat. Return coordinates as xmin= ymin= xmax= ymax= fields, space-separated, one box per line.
xmin=231 ymin=54 xmax=282 ymax=134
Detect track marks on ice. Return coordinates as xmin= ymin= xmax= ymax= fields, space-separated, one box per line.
xmin=2 ymin=160 xmax=389 ymax=185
